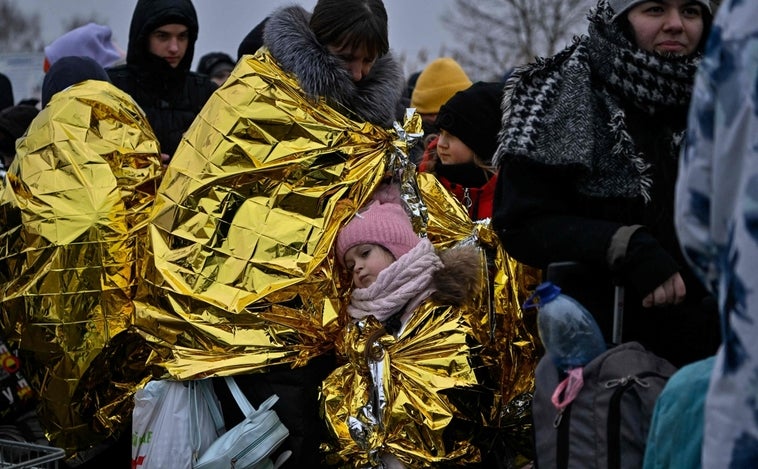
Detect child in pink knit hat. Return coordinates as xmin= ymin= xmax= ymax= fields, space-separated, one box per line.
xmin=335 ymin=183 xmax=482 ymax=331
xmin=327 ymin=184 xmax=487 ymax=467
xmin=337 ymin=192 xmax=421 ymax=284
xmin=335 ymin=185 xmax=441 ymax=331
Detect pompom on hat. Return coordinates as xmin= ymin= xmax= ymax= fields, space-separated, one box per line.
xmin=608 ymin=0 xmax=711 ymax=20
xmin=336 ymin=186 xmax=420 ymax=265
xmin=410 ymin=58 xmax=472 ymax=115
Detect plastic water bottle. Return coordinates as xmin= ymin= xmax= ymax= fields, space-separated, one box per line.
xmin=524 ymin=282 xmax=607 ymax=371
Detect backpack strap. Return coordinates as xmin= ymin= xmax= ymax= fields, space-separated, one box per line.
xmin=605 ymin=370 xmax=669 ymax=469
xmin=224 ymin=376 xmax=255 ymax=416
xmin=556 ymin=404 xmax=571 ymax=469
xmin=224 ymin=376 xmax=280 ymax=417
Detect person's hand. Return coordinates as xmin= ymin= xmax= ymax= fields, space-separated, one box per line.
xmin=642 ymin=272 xmax=686 ymax=308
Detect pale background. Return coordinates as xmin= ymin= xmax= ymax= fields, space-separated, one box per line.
xmin=14 ymin=0 xmax=455 ymax=71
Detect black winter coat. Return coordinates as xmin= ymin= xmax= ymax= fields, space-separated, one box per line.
xmin=493 ymin=100 xmax=720 ymax=368
xmin=107 ymin=0 xmax=216 ymax=158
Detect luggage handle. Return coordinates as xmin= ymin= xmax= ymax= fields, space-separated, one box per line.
xmin=545 ymin=261 xmax=625 ymax=345
xmin=612 ymin=284 xmax=624 ymax=345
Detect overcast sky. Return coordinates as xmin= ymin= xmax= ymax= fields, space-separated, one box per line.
xmin=13 ymin=0 xmax=455 ymax=73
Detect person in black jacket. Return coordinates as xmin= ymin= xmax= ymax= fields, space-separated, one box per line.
xmin=107 ymin=0 xmax=216 ymax=161
xmin=492 ymin=0 xmax=720 ymax=368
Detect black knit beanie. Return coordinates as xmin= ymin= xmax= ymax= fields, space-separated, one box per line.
xmin=41 ymin=56 xmax=110 ymax=107
xmin=434 ymin=81 xmax=504 ymax=164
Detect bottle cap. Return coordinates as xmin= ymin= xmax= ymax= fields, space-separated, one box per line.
xmin=523 ymin=282 xmax=562 ymax=309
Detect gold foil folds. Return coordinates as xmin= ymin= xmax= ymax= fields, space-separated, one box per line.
xmin=0 ymin=49 xmax=540 ymax=465
xmin=0 ymin=81 xmax=161 ymax=452
xmin=136 ymin=51 xmax=407 ymax=378
xmin=322 ymin=172 xmax=541 ymax=467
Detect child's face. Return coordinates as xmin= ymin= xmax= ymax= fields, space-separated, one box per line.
xmin=343 ymin=243 xmax=395 ymax=289
xmin=436 ymin=130 xmax=475 ymax=165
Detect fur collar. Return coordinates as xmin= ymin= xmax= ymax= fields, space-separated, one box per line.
xmin=263 ymin=5 xmax=405 ymax=128
xmin=431 ymin=245 xmax=482 ymax=307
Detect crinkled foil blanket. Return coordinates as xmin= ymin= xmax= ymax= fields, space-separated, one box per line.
xmin=0 ymin=52 xmax=540 ymax=465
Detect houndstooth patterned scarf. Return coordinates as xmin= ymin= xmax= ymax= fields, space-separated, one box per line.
xmin=495 ymin=1 xmax=699 ymax=201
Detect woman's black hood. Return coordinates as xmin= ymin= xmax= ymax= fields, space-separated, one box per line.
xmin=126 ymin=0 xmax=199 ymax=74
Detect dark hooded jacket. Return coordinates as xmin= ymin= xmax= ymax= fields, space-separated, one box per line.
xmin=107 ymin=0 xmax=216 ymax=158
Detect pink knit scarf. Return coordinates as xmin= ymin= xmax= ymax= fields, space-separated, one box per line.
xmin=347 ymin=239 xmax=443 ymax=322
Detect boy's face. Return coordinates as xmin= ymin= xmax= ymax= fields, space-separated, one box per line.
xmin=627 ymin=0 xmax=704 ymax=56
xmin=436 ymin=130 xmax=475 ymax=165
xmin=149 ymin=24 xmax=189 ymax=68
xmin=344 ymin=243 xmax=395 ymax=289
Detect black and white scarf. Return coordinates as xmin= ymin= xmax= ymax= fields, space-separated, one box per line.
xmin=494 ymin=1 xmax=699 ymax=202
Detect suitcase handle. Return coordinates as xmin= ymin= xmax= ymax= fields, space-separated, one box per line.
xmin=546 ymin=261 xmax=625 ymax=345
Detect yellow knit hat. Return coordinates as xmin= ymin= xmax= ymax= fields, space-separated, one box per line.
xmin=410 ymin=58 xmax=472 ymax=115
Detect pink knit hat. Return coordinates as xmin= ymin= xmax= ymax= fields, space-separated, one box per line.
xmin=336 ymin=200 xmax=420 ymax=265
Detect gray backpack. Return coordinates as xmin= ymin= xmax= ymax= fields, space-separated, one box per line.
xmin=533 ymin=341 xmax=677 ymax=469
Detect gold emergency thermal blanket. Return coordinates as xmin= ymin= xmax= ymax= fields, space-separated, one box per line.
xmin=321 ymin=172 xmax=541 ymax=467
xmin=0 ymin=80 xmax=162 ymax=453
xmin=134 ymin=50 xmax=409 ymax=378
xmin=135 ymin=49 xmax=539 ymax=465
xmin=0 ymin=47 xmax=540 ymax=464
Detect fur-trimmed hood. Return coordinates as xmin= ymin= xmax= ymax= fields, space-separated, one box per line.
xmin=430 ymin=244 xmax=482 ymax=307
xmin=263 ymin=5 xmax=404 ymax=127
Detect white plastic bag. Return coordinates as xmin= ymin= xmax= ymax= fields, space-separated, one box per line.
xmin=132 ymin=380 xmax=221 ymax=469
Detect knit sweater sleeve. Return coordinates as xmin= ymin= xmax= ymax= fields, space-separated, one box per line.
xmin=492 ymin=157 xmax=618 ymax=266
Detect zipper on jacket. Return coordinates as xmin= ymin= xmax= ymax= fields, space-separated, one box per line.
xmin=463 ymin=187 xmax=472 ymax=211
